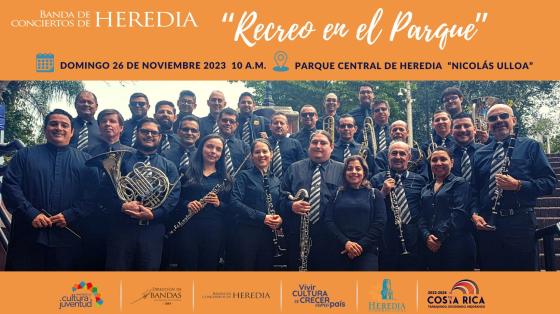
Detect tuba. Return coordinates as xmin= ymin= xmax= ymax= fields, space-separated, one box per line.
xmin=322 ymin=115 xmax=335 ymax=143
xmin=86 ymin=150 xmax=179 ymax=210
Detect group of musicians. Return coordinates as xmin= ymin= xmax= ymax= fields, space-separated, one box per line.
xmin=1 ymin=85 xmax=557 ymax=271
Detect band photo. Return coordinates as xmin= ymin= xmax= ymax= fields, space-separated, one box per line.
xmin=0 ymin=80 xmax=558 ymax=272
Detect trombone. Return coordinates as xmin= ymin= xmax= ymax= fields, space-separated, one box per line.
xmin=363 ymin=116 xmax=378 ymax=156
xmin=322 ymin=115 xmax=335 ymax=143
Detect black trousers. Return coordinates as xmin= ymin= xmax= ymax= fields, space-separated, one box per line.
xmin=380 ymin=224 xmax=425 ymax=271
xmin=332 ymin=248 xmax=379 ymax=271
xmin=175 ymin=219 xmax=224 ymax=271
xmin=287 ymin=223 xmax=336 ymax=271
xmin=105 ymin=222 xmax=165 ymax=271
xmin=233 ymin=224 xmax=275 ymax=271
xmin=423 ymin=232 xmax=476 ymax=271
xmin=6 ymin=240 xmax=79 ymax=271
xmin=476 ymin=211 xmax=538 ymax=271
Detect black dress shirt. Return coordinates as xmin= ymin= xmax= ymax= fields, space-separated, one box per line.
xmin=418 ymin=174 xmax=471 ymax=243
xmin=471 ymin=137 xmax=557 ymax=217
xmin=70 ymin=116 xmax=103 ymax=150
xmin=268 ymin=135 xmax=306 ymax=174
xmin=290 ymin=127 xmax=316 ymax=151
xmin=332 ymin=139 xmax=376 ymax=176
xmin=121 ymin=116 xmax=144 ymax=146
xmin=199 ymin=114 xmax=219 ymax=139
xmin=374 ymin=147 xmax=426 ymax=179
xmin=231 ymin=168 xmax=282 ymax=228
xmin=222 ymin=134 xmax=252 ymax=172
xmin=162 ymin=144 xmax=197 ymax=174
xmin=236 ymin=113 xmax=270 ymax=143
xmin=2 ymin=143 xmax=98 ymax=247
xmin=451 ymin=141 xmax=483 ymax=181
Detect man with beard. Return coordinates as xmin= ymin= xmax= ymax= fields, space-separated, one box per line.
xmin=268 ymin=112 xmax=306 ymax=180
xmin=163 ymin=115 xmax=200 ymax=174
xmin=121 ymin=92 xmax=150 ymax=146
xmin=349 ymin=83 xmax=375 ymax=143
xmin=291 ymin=105 xmax=318 ymax=150
xmin=470 ymin=104 xmax=556 ymax=271
xmin=371 ymin=141 xmax=426 ymax=270
xmin=331 ymin=114 xmax=376 ymax=176
xmin=282 ymin=130 xmax=345 ymax=270
xmin=105 ymin=117 xmax=180 ymax=270
xmin=173 ymin=90 xmax=198 ymax=133
xmin=70 ymin=90 xmax=103 ymax=151
xmin=80 ymin=109 xmax=134 ymax=270
xmin=236 ymin=92 xmax=269 ymax=145
xmin=2 ymin=109 xmax=98 ymax=270
xmin=154 ymin=100 xmax=179 ymax=153
xmin=217 ymin=107 xmax=251 ymax=176
xmin=316 ymin=92 xmax=341 ymax=141
xmin=199 ymin=90 xmax=227 ymax=139
xmin=374 ymin=120 xmax=426 ymax=178
xmin=368 ymin=99 xmax=392 ymax=153
xmin=450 ymin=112 xmax=483 ymax=183
xmin=422 ymin=110 xmax=455 ymax=181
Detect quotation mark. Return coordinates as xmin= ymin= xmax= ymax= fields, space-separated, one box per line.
xmin=476 ymin=12 xmax=488 ymax=23
xmin=222 ymin=12 xmax=235 ymax=23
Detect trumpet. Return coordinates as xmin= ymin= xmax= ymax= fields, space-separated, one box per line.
xmin=363 ymin=116 xmax=377 ymax=156
xmin=286 ymin=189 xmax=310 ymax=271
xmin=322 ymin=115 xmax=335 ymax=143
xmin=386 ymin=171 xmax=410 ymax=255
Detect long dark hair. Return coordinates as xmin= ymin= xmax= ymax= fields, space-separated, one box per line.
xmin=341 ymin=155 xmax=372 ymax=190
xmin=183 ymin=134 xmax=233 ymax=191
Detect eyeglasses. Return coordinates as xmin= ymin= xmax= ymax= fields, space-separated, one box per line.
xmin=130 ymin=101 xmax=147 ymax=107
xmin=300 ymin=112 xmax=316 ymax=118
xmin=443 ymin=95 xmax=459 ymax=103
xmin=338 ymin=124 xmax=355 ymax=129
xmin=209 ymin=98 xmax=224 ymax=104
xmin=487 ymin=112 xmax=510 ymax=122
xmin=220 ymin=118 xmax=237 ymax=125
xmin=374 ymin=107 xmax=388 ymax=113
xmin=138 ymin=129 xmax=160 ymax=136
xmin=179 ymin=127 xmax=199 ymax=133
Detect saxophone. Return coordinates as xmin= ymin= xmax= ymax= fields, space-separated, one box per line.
xmin=263 ymin=175 xmax=287 ymax=257
xmin=386 ymin=171 xmax=410 ymax=255
xmin=486 ymin=125 xmax=519 ymax=230
xmin=287 ymin=189 xmax=310 ymax=271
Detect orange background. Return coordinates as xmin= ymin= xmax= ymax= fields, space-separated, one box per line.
xmin=0 ymin=0 xmax=559 ymax=80
xmin=0 ymin=272 xmax=559 ymax=313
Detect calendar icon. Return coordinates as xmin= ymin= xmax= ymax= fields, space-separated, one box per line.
xmin=36 ymin=53 xmax=55 ymax=72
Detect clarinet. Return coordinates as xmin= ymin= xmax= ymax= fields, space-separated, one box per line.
xmin=486 ymin=125 xmax=519 ymax=230
xmin=165 ymin=153 xmax=251 ymax=238
xmin=386 ymin=171 xmax=410 ymax=255
xmin=286 ymin=189 xmax=310 ymax=271
xmin=263 ymin=175 xmax=287 ymax=257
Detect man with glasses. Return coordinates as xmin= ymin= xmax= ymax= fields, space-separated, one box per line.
xmin=369 ymin=99 xmax=392 ymax=153
xmin=441 ymin=87 xmax=464 ymax=117
xmin=217 ymin=108 xmax=251 ymax=176
xmin=173 ymin=90 xmax=198 ymax=133
xmin=163 ymin=115 xmax=200 ymax=174
xmin=236 ymin=92 xmax=269 ymax=145
xmin=199 ymin=90 xmax=227 ymax=139
xmin=70 ymin=90 xmax=103 ymax=151
xmin=470 ymin=104 xmax=556 ymax=270
xmin=374 ymin=120 xmax=425 ymax=179
xmin=154 ymin=100 xmax=179 ymax=153
xmin=331 ymin=114 xmax=376 ymax=175
xmin=316 ymin=92 xmax=341 ymax=141
xmin=349 ymin=83 xmax=375 ymax=142
xmin=121 ymin=92 xmax=150 ymax=146
xmin=291 ymin=105 xmax=318 ymax=150
xmin=105 ymin=117 xmax=180 ymax=270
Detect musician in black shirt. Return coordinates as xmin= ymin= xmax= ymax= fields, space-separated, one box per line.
xmin=331 ymin=114 xmax=375 ymax=176
xmin=471 ymin=104 xmax=557 ymax=270
xmin=230 ymin=139 xmax=283 ymax=270
xmin=291 ymin=105 xmax=318 ymax=151
xmin=268 ymin=112 xmax=306 ymax=179
xmin=419 ymin=148 xmax=475 ymax=270
xmin=199 ymin=90 xmax=227 ymax=139
xmin=371 ymin=141 xmax=426 ymax=270
xmin=324 ymin=156 xmax=386 ymax=271
xmin=162 ymin=115 xmax=200 ymax=174
xmin=121 ymin=92 xmax=150 ymax=146
xmin=175 ymin=134 xmax=232 ymax=270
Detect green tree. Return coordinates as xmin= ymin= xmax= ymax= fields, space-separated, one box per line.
xmin=1 ymin=80 xmax=84 ymax=145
